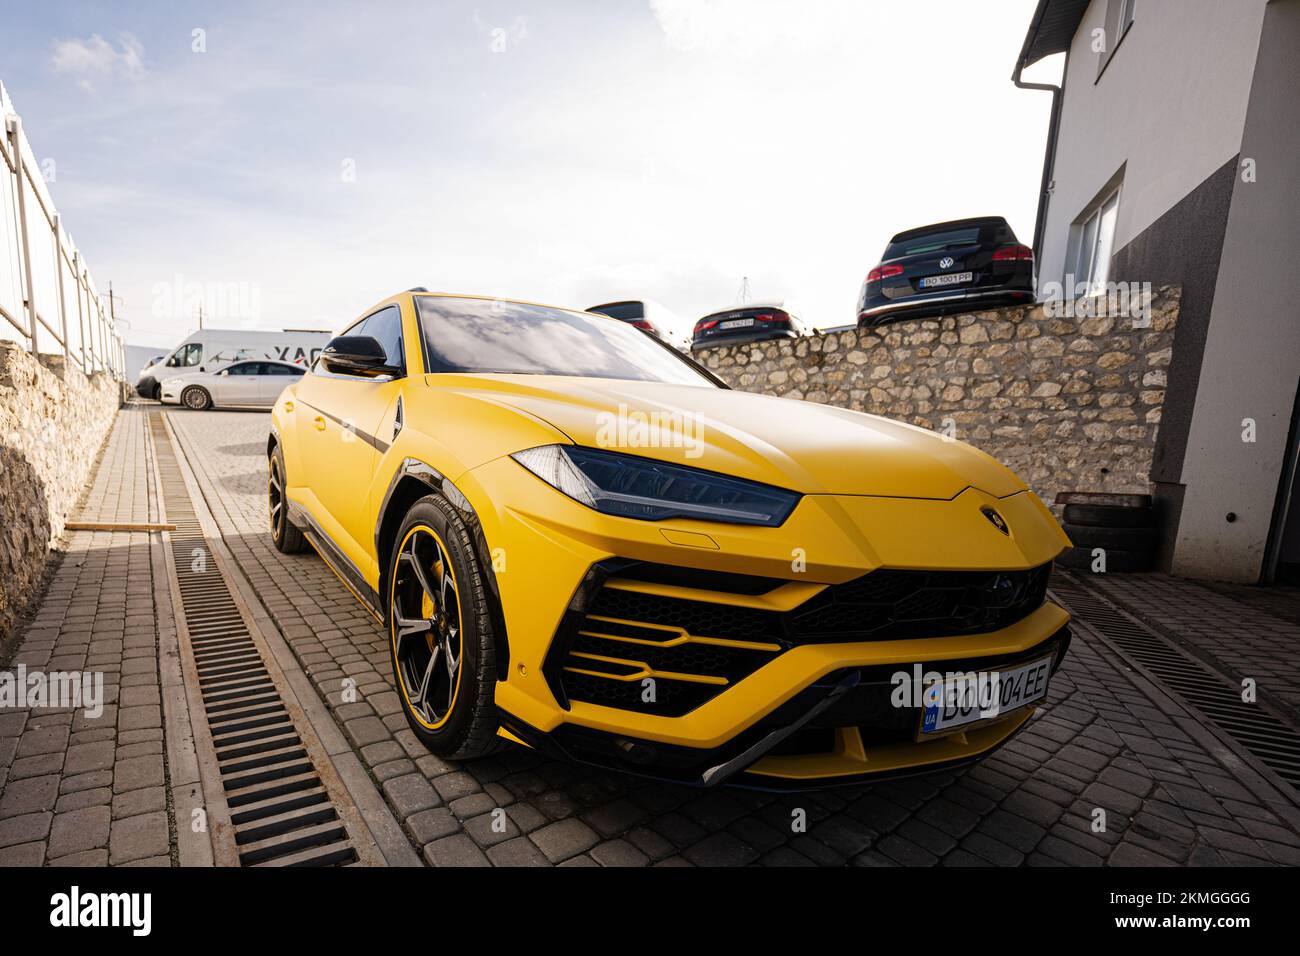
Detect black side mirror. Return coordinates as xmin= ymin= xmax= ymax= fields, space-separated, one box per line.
xmin=319 ymin=335 xmax=400 ymax=377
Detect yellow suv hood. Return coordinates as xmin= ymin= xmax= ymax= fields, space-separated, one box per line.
xmin=429 ymin=374 xmax=1025 ymax=500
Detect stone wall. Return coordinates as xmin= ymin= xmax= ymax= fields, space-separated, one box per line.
xmin=0 ymin=342 xmax=120 ymax=642
xmin=698 ymin=286 xmax=1180 ymax=505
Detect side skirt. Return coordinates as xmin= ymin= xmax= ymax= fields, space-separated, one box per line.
xmin=288 ymin=500 xmax=383 ymax=621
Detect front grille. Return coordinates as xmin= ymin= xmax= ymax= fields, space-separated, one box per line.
xmin=547 ymin=561 xmax=1053 ymax=716
xmin=789 ymin=564 xmax=1052 ymax=642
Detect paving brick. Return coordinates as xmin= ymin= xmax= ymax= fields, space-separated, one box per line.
xmin=0 ymin=840 xmax=45 ymax=866
xmin=0 ymin=773 xmax=59 ymax=818
xmin=681 ymin=832 xmax=759 ymax=867
xmin=109 ymin=810 xmax=169 ymax=865
xmin=48 ymin=806 xmax=112 ymax=857
xmin=486 ymin=835 xmax=550 ymax=866
xmin=63 ymin=740 xmax=116 ymax=776
xmin=112 ymin=786 xmax=166 ymax=819
xmin=424 ymin=834 xmax=490 ymax=867
xmin=113 ymin=754 xmax=165 ymax=793
xmin=531 ymin=818 xmax=600 ymax=863
xmin=382 ymin=773 xmax=441 ymax=816
xmin=0 ymin=811 xmax=52 ymax=849
xmin=590 ymin=838 xmax=650 ymax=867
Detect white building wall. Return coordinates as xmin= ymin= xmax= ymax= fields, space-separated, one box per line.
xmin=1037 ymin=0 xmax=1267 ymax=290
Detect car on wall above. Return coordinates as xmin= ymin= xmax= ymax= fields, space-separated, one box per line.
xmin=691 ymin=300 xmax=811 ymax=352
xmin=857 ymin=216 xmax=1035 ymax=327
xmin=266 ymin=290 xmax=1071 ymax=789
xmin=160 ymin=360 xmax=306 ymax=410
xmin=586 ymin=299 xmax=691 ymax=351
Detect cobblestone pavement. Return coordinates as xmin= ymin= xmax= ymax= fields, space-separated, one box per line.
xmin=6 ymin=406 xmax=1300 ymax=867
xmin=1077 ymin=572 xmax=1300 ymax=721
xmin=0 ymin=407 xmax=175 ymax=866
xmin=164 ymin=409 xmax=1300 ymax=867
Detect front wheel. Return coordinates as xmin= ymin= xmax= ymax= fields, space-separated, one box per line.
xmin=388 ymin=495 xmax=500 ymax=759
xmin=181 ymin=385 xmax=212 ymax=410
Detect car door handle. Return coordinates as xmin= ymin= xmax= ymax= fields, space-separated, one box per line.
xmin=313 ymin=415 xmax=327 ymax=431
xmin=284 ymin=400 xmax=294 ymax=412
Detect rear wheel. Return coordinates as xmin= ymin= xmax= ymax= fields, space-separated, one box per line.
xmin=388 ymin=495 xmax=499 ymax=759
xmin=268 ymin=446 xmax=308 ymax=554
xmin=181 ymin=385 xmax=212 ymax=410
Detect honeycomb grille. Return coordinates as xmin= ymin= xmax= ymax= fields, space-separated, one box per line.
xmin=789 ymin=564 xmax=1052 ymax=642
xmin=587 ymin=587 xmax=783 ymax=643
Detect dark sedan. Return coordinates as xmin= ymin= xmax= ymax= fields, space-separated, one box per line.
xmin=690 ymin=300 xmax=810 ymax=352
xmin=857 ymin=216 xmax=1035 ymax=327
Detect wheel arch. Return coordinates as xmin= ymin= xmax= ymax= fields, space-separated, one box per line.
xmin=375 ymin=458 xmax=511 ymax=681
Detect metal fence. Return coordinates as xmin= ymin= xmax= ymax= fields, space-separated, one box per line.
xmin=1 ymin=80 xmax=124 ymax=379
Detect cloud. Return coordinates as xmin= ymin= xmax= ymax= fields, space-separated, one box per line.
xmin=51 ymin=33 xmax=146 ymax=90
xmin=647 ymin=0 xmax=868 ymax=56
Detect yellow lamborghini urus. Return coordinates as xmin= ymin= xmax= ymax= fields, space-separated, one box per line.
xmin=267 ymin=291 xmax=1072 ymax=789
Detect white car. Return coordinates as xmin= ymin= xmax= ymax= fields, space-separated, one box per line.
xmin=160 ymin=360 xmax=307 ymax=410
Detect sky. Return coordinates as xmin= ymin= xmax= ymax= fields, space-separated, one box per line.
xmin=0 ymin=0 xmax=1062 ymax=347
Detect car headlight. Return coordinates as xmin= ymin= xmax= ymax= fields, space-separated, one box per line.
xmin=511 ymin=444 xmax=799 ymax=526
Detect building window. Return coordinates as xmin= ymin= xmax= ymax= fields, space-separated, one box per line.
xmin=1097 ymin=0 xmax=1137 ymax=80
xmin=1069 ymin=187 xmax=1120 ymax=293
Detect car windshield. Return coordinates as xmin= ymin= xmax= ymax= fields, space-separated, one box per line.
xmin=415 ymin=296 xmax=717 ymax=387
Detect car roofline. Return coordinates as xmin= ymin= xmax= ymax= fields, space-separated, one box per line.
xmin=888 ymin=216 xmax=1012 ymax=243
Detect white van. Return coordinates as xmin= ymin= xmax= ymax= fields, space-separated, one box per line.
xmin=135 ymin=328 xmax=332 ymax=399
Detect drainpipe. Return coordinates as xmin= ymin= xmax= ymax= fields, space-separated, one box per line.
xmin=1012 ymin=59 xmax=1064 ymax=280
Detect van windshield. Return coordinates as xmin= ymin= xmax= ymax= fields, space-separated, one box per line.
xmin=166 ymin=343 xmax=203 ymax=367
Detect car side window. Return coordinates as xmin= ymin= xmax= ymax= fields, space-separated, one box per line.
xmin=226 ymin=362 xmax=257 ymax=375
xmin=363 ymin=307 xmax=404 ymax=371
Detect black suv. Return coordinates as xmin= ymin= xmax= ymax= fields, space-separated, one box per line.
xmin=857 ymin=216 xmax=1034 ymax=327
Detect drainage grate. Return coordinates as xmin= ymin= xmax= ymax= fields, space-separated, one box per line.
xmin=1051 ymin=572 xmax=1300 ymax=793
xmin=149 ymin=414 xmax=359 ymax=866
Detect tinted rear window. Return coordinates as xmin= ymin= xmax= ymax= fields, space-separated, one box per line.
xmin=588 ymin=302 xmax=644 ymax=321
xmin=885 ymin=227 xmax=982 ymax=258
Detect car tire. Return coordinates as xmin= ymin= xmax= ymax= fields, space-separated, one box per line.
xmin=387 ymin=494 xmax=500 ymax=760
xmin=268 ymin=445 xmax=308 ymax=554
xmin=1062 ymin=523 xmax=1158 ymax=552
xmin=1062 ymin=503 xmax=1154 ymax=528
xmin=1056 ymin=545 xmax=1153 ymax=573
xmin=181 ymin=385 xmax=212 ymax=410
